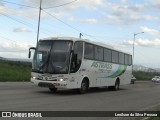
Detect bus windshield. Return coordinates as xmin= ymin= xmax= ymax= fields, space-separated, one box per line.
xmin=32 ymin=40 xmax=73 ymax=74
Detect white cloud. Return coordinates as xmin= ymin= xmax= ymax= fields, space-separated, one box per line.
xmin=1 ymin=0 xmax=159 ymax=26
xmin=122 ymin=38 xmax=160 ymax=47
xmin=0 ymin=4 xmax=12 ymax=14
xmin=80 ymin=19 xmax=98 ymax=24
xmin=0 ymin=41 xmax=34 ymax=58
xmin=103 ymin=1 xmax=159 ymax=25
xmin=121 ymin=0 xmax=129 ymax=4
xmin=148 ymin=0 xmax=160 ymax=12
xmin=0 ymin=42 xmax=33 ymax=52
xmin=68 ymin=17 xmax=98 ymax=24
xmin=13 ymin=27 xmax=31 ymax=32
xmin=22 ymin=0 xmax=105 ymax=11
xmin=140 ymin=26 xmax=160 ymax=36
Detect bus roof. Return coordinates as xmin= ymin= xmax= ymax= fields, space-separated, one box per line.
xmin=40 ymin=37 xmax=131 ymax=55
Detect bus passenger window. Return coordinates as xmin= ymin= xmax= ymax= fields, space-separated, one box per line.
xmin=112 ymin=51 xmax=118 ymax=63
xmin=84 ymin=43 xmax=94 ymax=59
xmin=95 ymin=46 xmax=103 ymax=61
xmin=104 ymin=49 xmax=111 ymax=62
xmin=125 ymin=54 xmax=129 ymax=65
xmin=128 ymin=55 xmax=132 ymax=65
xmin=119 ymin=52 xmax=124 ymax=64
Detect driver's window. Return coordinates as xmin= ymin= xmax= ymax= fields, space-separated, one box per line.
xmin=70 ymin=41 xmax=83 ymax=73
xmin=36 ymin=53 xmax=42 ymax=66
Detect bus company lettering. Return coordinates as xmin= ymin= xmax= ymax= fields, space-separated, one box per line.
xmin=91 ymin=61 xmax=112 ymax=69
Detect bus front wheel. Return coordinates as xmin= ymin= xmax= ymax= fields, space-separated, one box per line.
xmin=49 ymin=88 xmax=57 ymax=92
xmin=78 ymin=79 xmax=89 ymax=94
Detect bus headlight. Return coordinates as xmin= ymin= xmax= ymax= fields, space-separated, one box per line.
xmin=59 ymin=78 xmax=63 ymax=81
xmin=58 ymin=78 xmax=68 ymax=81
xmin=32 ymin=76 xmax=36 ymax=79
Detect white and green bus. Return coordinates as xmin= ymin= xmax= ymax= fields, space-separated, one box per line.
xmin=29 ymin=37 xmax=132 ymax=93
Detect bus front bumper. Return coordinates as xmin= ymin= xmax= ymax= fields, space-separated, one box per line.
xmin=31 ymin=79 xmax=69 ymax=89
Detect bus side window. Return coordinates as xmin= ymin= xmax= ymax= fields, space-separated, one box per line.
xmin=128 ymin=55 xmax=132 ymax=65
xmin=112 ymin=51 xmax=118 ymax=63
xmin=84 ymin=43 xmax=94 ymax=59
xmin=125 ymin=54 xmax=129 ymax=65
xmin=71 ymin=42 xmax=83 ymax=73
xmin=104 ymin=49 xmax=111 ymax=62
xmin=119 ymin=52 xmax=125 ymax=64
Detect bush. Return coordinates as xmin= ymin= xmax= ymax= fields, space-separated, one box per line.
xmin=133 ymin=71 xmax=156 ymax=80
xmin=0 ymin=60 xmax=31 ymax=82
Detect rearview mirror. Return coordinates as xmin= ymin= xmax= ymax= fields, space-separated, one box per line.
xmin=28 ymin=47 xmax=36 ymax=58
xmin=28 ymin=51 xmax=31 ymax=58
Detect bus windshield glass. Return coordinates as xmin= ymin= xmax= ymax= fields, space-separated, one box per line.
xmin=32 ymin=40 xmax=73 ymax=74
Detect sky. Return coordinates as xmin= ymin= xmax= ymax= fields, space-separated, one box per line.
xmin=0 ymin=0 xmax=160 ymax=68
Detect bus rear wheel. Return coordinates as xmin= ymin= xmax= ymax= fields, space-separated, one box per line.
xmin=108 ymin=79 xmax=119 ymax=91
xmin=78 ymin=79 xmax=89 ymax=94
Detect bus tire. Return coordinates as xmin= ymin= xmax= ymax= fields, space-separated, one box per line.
xmin=78 ymin=79 xmax=89 ymax=94
xmin=131 ymin=81 xmax=134 ymax=84
xmin=49 ymin=88 xmax=57 ymax=92
xmin=114 ymin=79 xmax=120 ymax=90
xmin=108 ymin=79 xmax=120 ymax=91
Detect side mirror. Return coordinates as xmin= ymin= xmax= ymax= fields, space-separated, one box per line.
xmin=28 ymin=47 xmax=36 ymax=58
xmin=28 ymin=51 xmax=31 ymax=58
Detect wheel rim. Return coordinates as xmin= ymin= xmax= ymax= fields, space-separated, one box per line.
xmin=115 ymin=82 xmax=119 ymax=90
xmin=81 ymin=82 xmax=87 ymax=91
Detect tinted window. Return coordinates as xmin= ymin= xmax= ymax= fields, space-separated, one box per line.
xmin=47 ymin=41 xmax=73 ymax=74
xmin=104 ymin=49 xmax=111 ymax=62
xmin=84 ymin=43 xmax=94 ymax=59
xmin=125 ymin=54 xmax=129 ymax=65
xmin=95 ymin=46 xmax=103 ymax=61
xmin=112 ymin=51 xmax=118 ymax=63
xmin=70 ymin=41 xmax=83 ymax=73
xmin=73 ymin=42 xmax=83 ymax=60
xmin=119 ymin=52 xmax=124 ymax=64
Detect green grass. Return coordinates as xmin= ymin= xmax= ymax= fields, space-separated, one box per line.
xmin=133 ymin=71 xmax=158 ymax=81
xmin=0 ymin=59 xmax=159 ymax=82
xmin=0 ymin=60 xmax=31 ymax=82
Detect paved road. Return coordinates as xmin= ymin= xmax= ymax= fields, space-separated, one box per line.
xmin=0 ymin=81 xmax=160 ymax=119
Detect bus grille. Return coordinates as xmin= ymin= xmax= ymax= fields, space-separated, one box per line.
xmin=38 ymin=82 xmax=55 ymax=88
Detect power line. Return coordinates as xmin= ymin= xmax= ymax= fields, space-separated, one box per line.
xmin=42 ymin=9 xmax=104 ymax=42
xmin=0 ymin=12 xmax=34 ymax=27
xmin=0 ymin=11 xmax=54 ymax=37
xmin=1 ymin=0 xmax=78 ymax=9
xmin=0 ymin=35 xmax=32 ymax=52
xmin=1 ymin=0 xmax=130 ymax=43
xmin=0 ymin=35 xmax=17 ymax=43
xmin=43 ymin=0 xmax=78 ymax=9
xmin=0 ymin=0 xmax=128 ymax=41
xmin=42 ymin=9 xmax=82 ymax=33
xmin=0 ymin=0 xmax=38 ymax=8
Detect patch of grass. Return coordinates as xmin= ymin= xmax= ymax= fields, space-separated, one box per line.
xmin=133 ymin=71 xmax=157 ymax=81
xmin=0 ymin=60 xmax=31 ymax=81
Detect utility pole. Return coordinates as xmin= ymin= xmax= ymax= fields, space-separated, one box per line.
xmin=37 ymin=0 xmax=42 ymax=44
xmin=133 ymin=32 xmax=144 ymax=63
xmin=132 ymin=32 xmax=144 ymax=71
